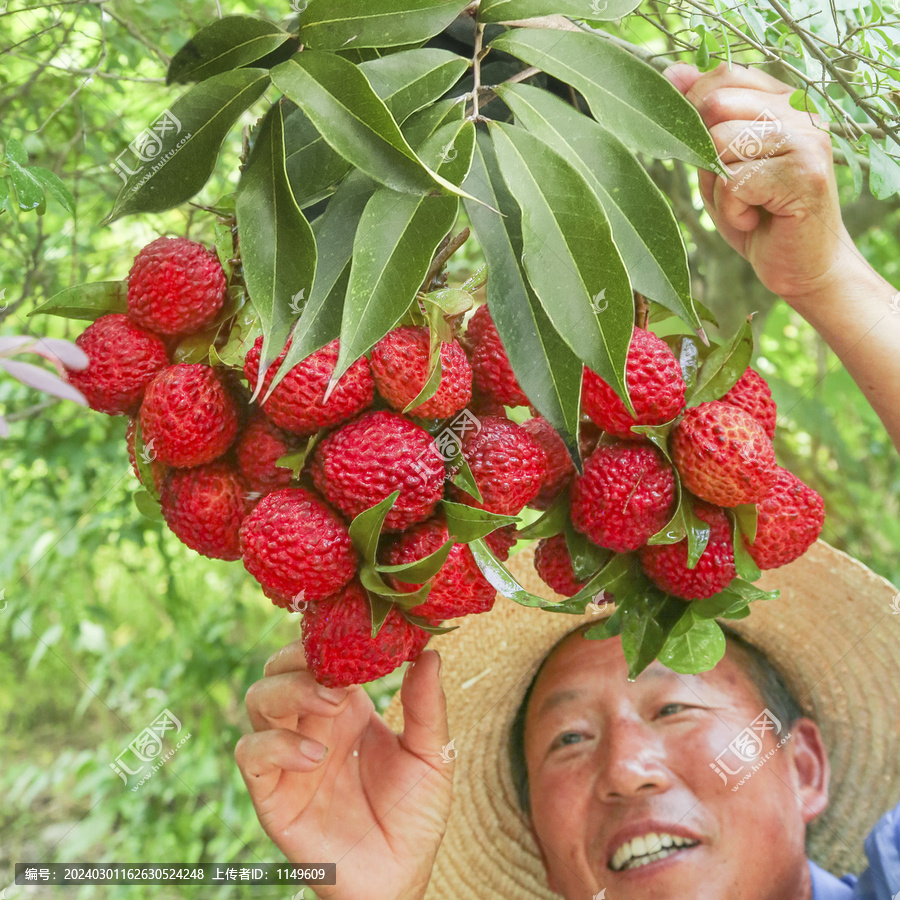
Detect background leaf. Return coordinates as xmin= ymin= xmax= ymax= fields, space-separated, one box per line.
xmin=28 ymin=282 xmax=128 ymax=321
xmin=478 ymin=0 xmax=642 ymax=21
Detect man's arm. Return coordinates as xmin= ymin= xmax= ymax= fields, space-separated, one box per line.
xmin=665 ymin=62 xmax=900 ymax=452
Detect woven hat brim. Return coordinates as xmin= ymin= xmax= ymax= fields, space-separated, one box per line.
xmin=384 ymin=539 xmax=900 ymax=899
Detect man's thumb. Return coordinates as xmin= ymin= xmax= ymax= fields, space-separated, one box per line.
xmin=398 ymin=649 xmax=452 ymax=763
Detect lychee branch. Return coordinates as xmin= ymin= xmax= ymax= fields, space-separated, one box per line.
xmin=420 ymin=227 xmax=471 ymax=293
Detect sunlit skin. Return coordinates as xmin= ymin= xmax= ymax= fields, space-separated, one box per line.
xmin=523 ymin=629 xmax=830 ymax=900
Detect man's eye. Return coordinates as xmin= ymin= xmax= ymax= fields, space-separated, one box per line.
xmin=658 ymin=703 xmax=690 ymax=717
xmin=552 ymin=731 xmax=584 ymax=748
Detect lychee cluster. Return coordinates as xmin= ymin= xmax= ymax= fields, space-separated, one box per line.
xmin=530 ymin=327 xmax=824 ymax=602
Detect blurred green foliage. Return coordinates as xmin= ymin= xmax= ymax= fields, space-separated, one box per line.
xmin=1 ymin=1 xmax=898 ymax=898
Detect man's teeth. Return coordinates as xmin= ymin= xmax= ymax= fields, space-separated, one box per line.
xmin=610 ymin=833 xmax=699 ymax=872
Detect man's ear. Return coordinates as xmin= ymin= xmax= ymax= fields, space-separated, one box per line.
xmin=787 ymin=717 xmax=830 ymax=823
xmin=527 ymin=813 xmax=561 ymax=894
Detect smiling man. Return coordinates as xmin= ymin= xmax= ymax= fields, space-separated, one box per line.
xmin=511 ymin=621 xmax=829 ymax=899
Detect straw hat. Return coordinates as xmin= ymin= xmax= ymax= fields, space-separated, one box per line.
xmin=384 ymin=539 xmax=900 ymax=898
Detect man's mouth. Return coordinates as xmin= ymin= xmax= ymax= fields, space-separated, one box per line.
xmin=609 ymin=833 xmax=701 ymax=872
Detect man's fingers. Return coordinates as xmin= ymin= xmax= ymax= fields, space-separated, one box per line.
xmin=397 ymin=650 xmax=451 ymax=766
xmin=263 ymin=639 xmax=308 ymax=677
xmin=245 ymin=670 xmax=354 ymax=733
xmin=664 ymin=62 xmax=701 ymax=96
xmin=684 ymin=62 xmax=795 ymax=107
xmin=709 ymin=118 xmax=794 ymax=168
xmin=234 ymin=728 xmax=330 ymax=807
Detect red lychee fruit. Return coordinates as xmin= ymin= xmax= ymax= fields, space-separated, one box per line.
xmin=159 ymin=461 xmax=249 ymax=561
xmin=582 ymin=328 xmax=685 ymax=439
xmin=139 ymin=364 xmax=240 ymax=467
xmin=234 ymin=411 xmax=298 ymax=496
xmin=449 ymin=415 xmax=547 ymax=515
xmin=127 ymin=236 xmax=226 ymax=337
xmin=302 ymin=579 xmax=430 ymax=687
xmin=671 ymin=401 xmax=777 ymax=507
xmin=570 ymin=441 xmax=676 ymax=552
xmin=243 ymin=336 xmax=373 ymax=436
xmin=534 ymin=534 xmax=586 ymax=597
xmin=311 ymin=410 xmax=444 ymax=531
xmin=467 ymin=305 xmax=530 ymax=407
xmin=721 ymin=367 xmax=777 ymax=439
xmin=383 ymin=516 xmax=497 ymax=622
xmin=521 ymin=416 xmax=574 ymax=510
xmin=370 ymin=326 xmax=472 ymax=419
xmin=239 ymin=487 xmax=358 ymax=606
xmin=744 ymin=467 xmax=824 ymax=569
xmin=639 ymin=500 xmax=736 ymax=600
xmin=65 ymin=314 xmax=168 ymax=415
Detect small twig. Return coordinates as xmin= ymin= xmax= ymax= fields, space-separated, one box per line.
xmin=635 ymin=293 xmax=649 ymax=330
xmin=468 ymin=23 xmax=486 ymax=122
xmin=475 ymin=65 xmax=542 ymax=111
xmin=3 ymin=400 xmax=59 ymax=423
xmin=421 ymin=227 xmax=470 ymax=292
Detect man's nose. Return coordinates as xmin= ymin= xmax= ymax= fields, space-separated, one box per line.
xmin=593 ymin=716 xmax=672 ymax=800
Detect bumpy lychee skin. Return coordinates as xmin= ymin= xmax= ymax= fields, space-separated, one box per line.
xmin=139 ymin=364 xmax=240 ymax=468
xmin=127 ymin=236 xmax=226 ymax=337
xmin=302 ymin=579 xmax=429 ymax=687
xmin=744 ymin=467 xmax=825 ymax=569
xmin=243 ymin=336 xmax=373 ymax=436
xmin=450 ymin=415 xmax=547 ymax=516
xmin=639 ymin=500 xmax=736 ymax=600
xmin=235 ymin=411 xmax=297 ymax=496
xmin=311 ymin=410 xmax=444 ymax=531
xmin=383 ymin=516 xmax=497 ymax=622
xmin=672 ymin=401 xmax=777 ymax=507
xmin=66 ymin=314 xmax=168 ymax=415
xmin=371 ymin=326 xmax=472 ymax=419
xmin=521 ymin=416 xmax=574 ymax=510
xmin=125 ymin=416 xmax=167 ymax=490
xmin=722 ymin=367 xmax=777 ymax=439
xmin=582 ymin=328 xmax=685 ymax=439
xmin=160 ymin=461 xmax=249 ymax=561
xmin=240 ymin=487 xmax=358 ymax=606
xmin=534 ymin=534 xmax=586 ymax=597
xmin=468 ymin=305 xmax=530 ymax=407
xmin=570 ymin=441 xmax=676 ymax=552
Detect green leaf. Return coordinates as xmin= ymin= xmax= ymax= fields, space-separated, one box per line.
xmin=489 ymin=28 xmax=719 ymax=168
xmin=274 ymin=433 xmax=319 ymax=478
xmin=103 ymin=68 xmax=270 ymax=224
xmin=377 ymin=539 xmax=454 ymax=583
xmin=463 ymin=134 xmax=583 ymax=466
xmin=497 ymin=84 xmax=699 ymax=331
xmin=264 ymin=170 xmax=376 ymax=399
xmin=832 ymin=133 xmax=863 ymax=201
xmin=271 ymin=51 xmax=475 ymax=201
xmin=299 ymin=0 xmax=470 ymax=49
xmin=6 ymin=160 xmax=44 ymax=210
xmin=400 ymin=611 xmax=460 ymax=635
xmin=732 ymin=503 xmax=758 ymax=543
xmin=211 ymin=302 xmax=261 ymax=368
xmin=489 ymin=121 xmax=633 ymax=411
xmin=363 ymin=589 xmax=397 ymax=639
xmin=686 ymin=319 xmax=753 ymax=406
xmin=349 ymin=491 xmax=401 ymax=564
xmin=167 ymin=16 xmax=292 ymax=84
xmin=691 ymin=590 xmax=750 ymax=620
xmin=284 ymin=49 xmax=469 ymax=209
xmin=728 ymin=509 xmax=762 ymax=582
xmin=564 ymin=519 xmax=612 ymax=582
xmin=235 ymin=101 xmax=317 ymax=394
xmin=441 ymin=500 xmax=518 ymax=543
xmin=721 ymin=577 xmax=778 ymax=603
xmin=629 ymin=422 xmax=675 ymax=461
xmin=479 ymin=0 xmax=641 ymax=20
xmin=134 ymin=490 xmax=165 ymax=523
xmin=868 ymin=138 xmax=900 ymax=200
xmin=27 ymin=166 xmax=75 ymax=213
xmin=5 ymin=137 xmax=28 ymax=166
xmin=359 ymin=566 xmax=433 ymax=610
xmin=133 ymin=419 xmax=161 ymax=503
xmin=28 ymin=281 xmax=128 ymax=321
xmin=449 ymin=453 xmax=483 ymax=503
xmin=516 ymin=490 xmax=568 ymax=539
xmin=663 ymin=333 xmax=708 ymax=394
xmin=657 ymin=610 xmax=727 ymax=673
xmin=330 ymin=119 xmax=474 ymax=384
xmin=619 ymin=588 xmax=691 ymax=679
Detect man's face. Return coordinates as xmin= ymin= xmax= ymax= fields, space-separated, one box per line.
xmin=524 ymin=630 xmax=828 ymax=900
